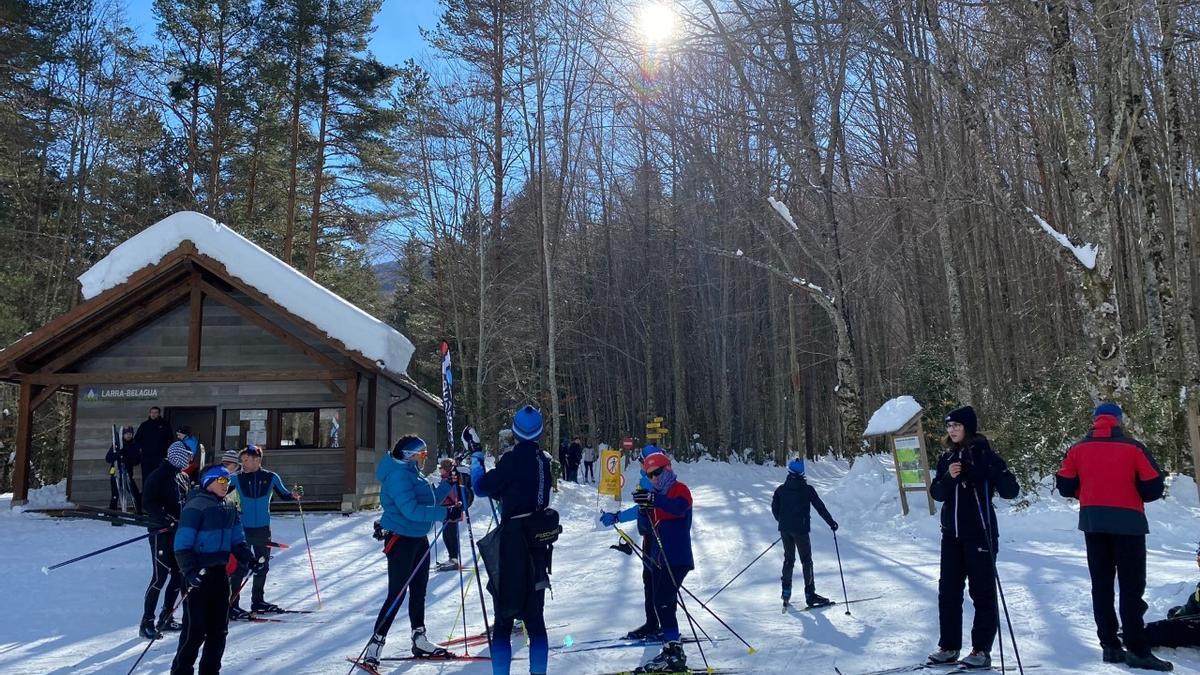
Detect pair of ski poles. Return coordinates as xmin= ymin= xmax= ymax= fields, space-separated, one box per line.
xmin=704 ymin=529 xmax=852 ymax=614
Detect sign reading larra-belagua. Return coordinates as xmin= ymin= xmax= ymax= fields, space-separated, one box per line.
xmin=81 ymin=387 xmax=160 ymax=403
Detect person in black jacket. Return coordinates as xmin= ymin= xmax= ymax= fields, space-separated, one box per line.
xmin=139 ymin=442 xmax=194 ymax=639
xmin=108 ymin=426 xmax=143 ymax=513
xmin=471 ymin=405 xmax=555 ymax=675
xmin=136 ymin=406 xmax=174 ymax=482
xmin=567 ymin=437 xmax=583 ymax=482
xmin=927 ymin=406 xmax=1019 ymax=670
xmin=771 ymin=457 xmax=838 ymax=608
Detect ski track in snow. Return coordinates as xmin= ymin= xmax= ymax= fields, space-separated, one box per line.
xmin=3 ymin=457 xmax=1200 ymax=674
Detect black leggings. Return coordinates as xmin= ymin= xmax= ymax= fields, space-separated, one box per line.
xmin=171 ymin=566 xmax=229 ymax=675
xmin=144 ymin=531 xmax=181 ymax=624
xmin=373 ymin=535 xmax=431 ymax=638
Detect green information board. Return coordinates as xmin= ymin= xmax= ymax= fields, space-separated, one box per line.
xmin=894 ymin=435 xmax=925 ymax=488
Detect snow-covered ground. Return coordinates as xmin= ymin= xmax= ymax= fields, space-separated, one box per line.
xmin=2 ymin=455 xmax=1200 ymax=674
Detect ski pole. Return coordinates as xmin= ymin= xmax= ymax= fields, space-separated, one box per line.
xmin=832 ymin=530 xmax=851 ymax=616
xmin=295 ymin=488 xmax=322 ymax=609
xmin=462 ymin=480 xmax=493 ymax=654
xmin=453 ymin=480 xmax=471 ymax=655
xmin=44 ymin=527 xmax=169 ymax=573
xmin=347 ymin=522 xmax=448 ymax=675
xmin=646 ymin=518 xmax=712 ymax=673
xmin=126 ymin=568 xmax=205 ymax=674
xmin=706 ymin=535 xmax=782 ymax=603
xmin=977 ymin=480 xmax=1023 ymax=675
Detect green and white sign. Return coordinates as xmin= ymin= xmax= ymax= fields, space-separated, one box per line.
xmin=894 ymin=435 xmax=926 ymax=488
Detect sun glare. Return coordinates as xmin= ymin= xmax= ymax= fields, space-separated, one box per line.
xmin=637 ymin=3 xmax=677 ymax=46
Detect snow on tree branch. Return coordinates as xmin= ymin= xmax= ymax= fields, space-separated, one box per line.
xmin=1026 ymin=207 xmax=1098 ymax=270
xmin=767 ymin=196 xmax=798 ymax=231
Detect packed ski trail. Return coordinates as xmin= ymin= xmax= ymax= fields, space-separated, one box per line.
xmin=3 ymin=456 xmax=1200 ymax=674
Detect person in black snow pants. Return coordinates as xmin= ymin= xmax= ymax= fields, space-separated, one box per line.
xmin=172 ymin=466 xmax=260 ymax=675
xmin=1144 ymin=543 xmax=1200 ymax=651
xmin=771 ymin=457 xmax=838 ymax=608
xmin=471 ymin=405 xmax=556 ymax=675
xmin=139 ymin=442 xmax=194 ymax=639
xmin=108 ymin=425 xmax=144 ymax=513
xmin=927 ymin=405 xmax=1019 ymax=671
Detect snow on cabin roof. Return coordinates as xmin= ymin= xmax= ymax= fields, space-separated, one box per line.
xmin=78 ymin=211 xmax=417 ymax=378
xmin=863 ymin=395 xmax=924 ymax=436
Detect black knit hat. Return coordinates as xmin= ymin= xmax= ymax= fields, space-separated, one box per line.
xmin=944 ymin=405 xmax=978 ymax=436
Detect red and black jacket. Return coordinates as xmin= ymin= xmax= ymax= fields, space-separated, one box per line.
xmin=637 ymin=480 xmax=694 ymax=570
xmin=1055 ymin=414 xmax=1164 ymax=535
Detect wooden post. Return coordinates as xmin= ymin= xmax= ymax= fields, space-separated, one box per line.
xmin=890 ymin=438 xmax=911 ymax=515
xmin=64 ymin=387 xmax=79 ymax=502
xmin=916 ymin=424 xmax=936 ymax=515
xmin=1188 ymin=398 xmax=1200 ymax=501
xmin=11 ymin=381 xmax=34 ymax=505
xmin=343 ymin=374 xmax=359 ymax=499
xmin=187 ymin=278 xmax=204 ymax=371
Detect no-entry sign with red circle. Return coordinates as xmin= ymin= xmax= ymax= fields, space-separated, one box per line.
xmin=622 ymin=437 xmax=634 ymax=450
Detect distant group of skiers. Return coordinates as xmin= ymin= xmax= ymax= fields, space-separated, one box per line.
xmin=94 ymin=398 xmax=1200 ymax=675
xmin=557 ymin=436 xmax=598 ymax=483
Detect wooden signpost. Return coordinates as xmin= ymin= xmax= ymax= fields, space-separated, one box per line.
xmin=864 ymin=397 xmax=935 ymax=516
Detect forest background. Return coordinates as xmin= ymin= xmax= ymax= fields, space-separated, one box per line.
xmin=2 ymin=0 xmax=1199 ymax=496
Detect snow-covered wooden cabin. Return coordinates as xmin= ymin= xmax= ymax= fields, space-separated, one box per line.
xmin=0 ymin=211 xmax=440 ymax=510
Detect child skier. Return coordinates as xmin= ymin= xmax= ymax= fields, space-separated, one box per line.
xmin=771 ymin=457 xmax=838 ymax=608
xmin=173 ymin=466 xmax=260 ymax=675
xmin=599 ymin=444 xmax=667 ymax=641
xmin=435 ymin=456 xmax=474 ymax=572
xmin=362 ymin=435 xmax=458 ymax=668
xmin=631 ymin=451 xmax=694 ymax=673
xmin=471 ymin=405 xmax=555 ymax=675
xmin=1145 ymin=543 xmax=1200 ymax=649
xmin=227 ymin=445 xmax=298 ymax=618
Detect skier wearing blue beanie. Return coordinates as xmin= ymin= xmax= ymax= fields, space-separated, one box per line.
xmin=772 ymin=457 xmax=838 ymax=609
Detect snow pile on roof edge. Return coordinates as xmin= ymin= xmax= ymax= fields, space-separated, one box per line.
xmin=77 ymin=211 xmax=415 ymax=377
xmin=864 ymin=395 xmax=923 ymax=436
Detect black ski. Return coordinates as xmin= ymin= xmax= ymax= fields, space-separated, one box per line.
xmin=836 ymin=662 xmax=1039 ymax=675
xmin=554 ymin=636 xmax=726 ymax=654
xmin=381 ymin=654 xmax=491 ymax=662
xmin=794 ymin=595 xmax=884 ymax=612
xmin=593 ymin=669 xmax=738 ymax=675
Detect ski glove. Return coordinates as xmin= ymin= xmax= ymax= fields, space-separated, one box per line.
xmin=471 ymin=451 xmax=486 ymax=468
xmin=600 ymin=511 xmax=619 ymax=527
xmin=632 ymin=488 xmax=655 ymax=508
xmin=185 ymin=569 xmax=205 ymax=589
xmin=249 ymin=557 xmax=268 ymax=575
xmin=446 ymin=504 xmax=464 ymax=522
xmin=610 ymin=539 xmax=634 ymax=556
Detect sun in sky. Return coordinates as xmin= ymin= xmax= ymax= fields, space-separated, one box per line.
xmin=637 ymin=2 xmax=677 ymax=46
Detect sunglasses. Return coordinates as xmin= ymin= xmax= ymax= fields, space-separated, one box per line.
xmin=647 ymin=467 xmax=665 ymax=479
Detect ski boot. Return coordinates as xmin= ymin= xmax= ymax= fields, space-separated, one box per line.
xmin=138 ymin=620 xmax=162 ymax=640
xmin=623 ymin=623 xmax=663 ymax=641
xmin=251 ymin=600 xmax=284 ymax=614
xmin=411 ymin=626 xmax=451 ymax=658
xmin=156 ymin=614 xmax=182 ymax=632
xmin=228 ymin=605 xmax=251 ymax=621
xmin=634 ymin=640 xmax=687 ymax=673
xmin=926 ymin=647 xmax=959 ymax=665
xmin=363 ymin=634 xmax=385 ymax=667
xmin=1102 ymin=645 xmax=1127 ymax=664
xmin=435 ymin=558 xmax=460 ymax=572
xmin=1125 ymin=652 xmax=1174 ymax=671
xmin=958 ymin=650 xmax=990 ymax=669
xmin=805 ymin=592 xmax=834 ymax=608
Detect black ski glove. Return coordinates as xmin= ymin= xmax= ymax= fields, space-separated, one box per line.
xmin=610 ymin=539 xmax=634 ymax=556
xmin=185 ymin=568 xmax=205 ymax=590
xmin=446 ymin=504 xmax=464 ymax=521
xmin=632 ymin=488 xmax=655 ymax=508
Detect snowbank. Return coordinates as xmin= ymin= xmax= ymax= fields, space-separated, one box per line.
xmin=13 ymin=480 xmax=74 ymax=511
xmin=77 ymin=211 xmax=417 ymax=378
xmin=864 ymin=395 xmax=923 ymax=435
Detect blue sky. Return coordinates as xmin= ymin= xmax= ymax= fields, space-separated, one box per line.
xmin=122 ymin=0 xmax=443 ymax=67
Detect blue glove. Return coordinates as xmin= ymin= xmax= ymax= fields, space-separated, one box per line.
xmin=471 ymin=451 xmax=485 ymax=468
xmin=600 ymin=511 xmax=618 ymax=527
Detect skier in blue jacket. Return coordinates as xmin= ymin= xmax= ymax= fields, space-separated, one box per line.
xmin=227 ymin=445 xmax=298 ymax=618
xmin=362 ymin=436 xmax=458 ymax=668
xmin=172 ymin=466 xmax=260 ymax=675
xmin=599 ymin=444 xmax=666 ymax=640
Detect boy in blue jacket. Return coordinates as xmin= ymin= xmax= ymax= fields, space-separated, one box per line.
xmin=227 ymin=445 xmax=298 ymax=618
xmin=363 ymin=436 xmax=458 ymax=667
xmin=172 ymin=466 xmax=259 ymax=675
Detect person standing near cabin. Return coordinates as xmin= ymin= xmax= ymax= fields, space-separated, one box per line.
xmin=927 ymin=406 xmax=1020 ymax=670
xmin=1056 ymin=403 xmax=1172 ymax=671
xmin=435 ymin=457 xmax=474 ymax=572
xmin=227 ymin=445 xmax=297 ymax=618
xmin=136 ymin=406 xmax=174 ymax=482
xmin=108 ymin=425 xmax=144 ymax=513
xmin=362 ymin=436 xmax=457 ymax=667
xmin=632 ymin=451 xmax=694 ymax=673
xmin=172 ymin=466 xmax=260 ymax=675
xmin=771 ymin=457 xmax=838 ymax=609
xmin=471 ymin=405 xmax=555 ymax=675
xmin=139 ymin=442 xmax=194 ymax=640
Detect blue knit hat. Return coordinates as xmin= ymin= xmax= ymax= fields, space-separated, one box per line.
xmin=201 ymin=466 xmax=231 ymax=489
xmin=167 ymin=442 xmax=192 ymax=470
xmin=1094 ymin=402 xmax=1123 ymax=420
xmin=641 ymin=444 xmax=663 ymax=459
xmin=788 ymin=458 xmax=805 ymax=475
xmin=512 ymin=406 xmax=544 ymax=441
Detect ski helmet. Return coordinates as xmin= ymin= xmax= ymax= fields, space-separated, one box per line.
xmin=641 ymin=444 xmax=663 ymax=460
xmin=788 ymin=458 xmax=805 ymax=475
xmin=512 ymin=405 xmax=544 ymax=441
xmin=201 ymin=466 xmax=232 ymax=489
xmin=391 ymin=435 xmax=428 ymax=461
xmin=643 ymin=452 xmax=671 ymax=474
